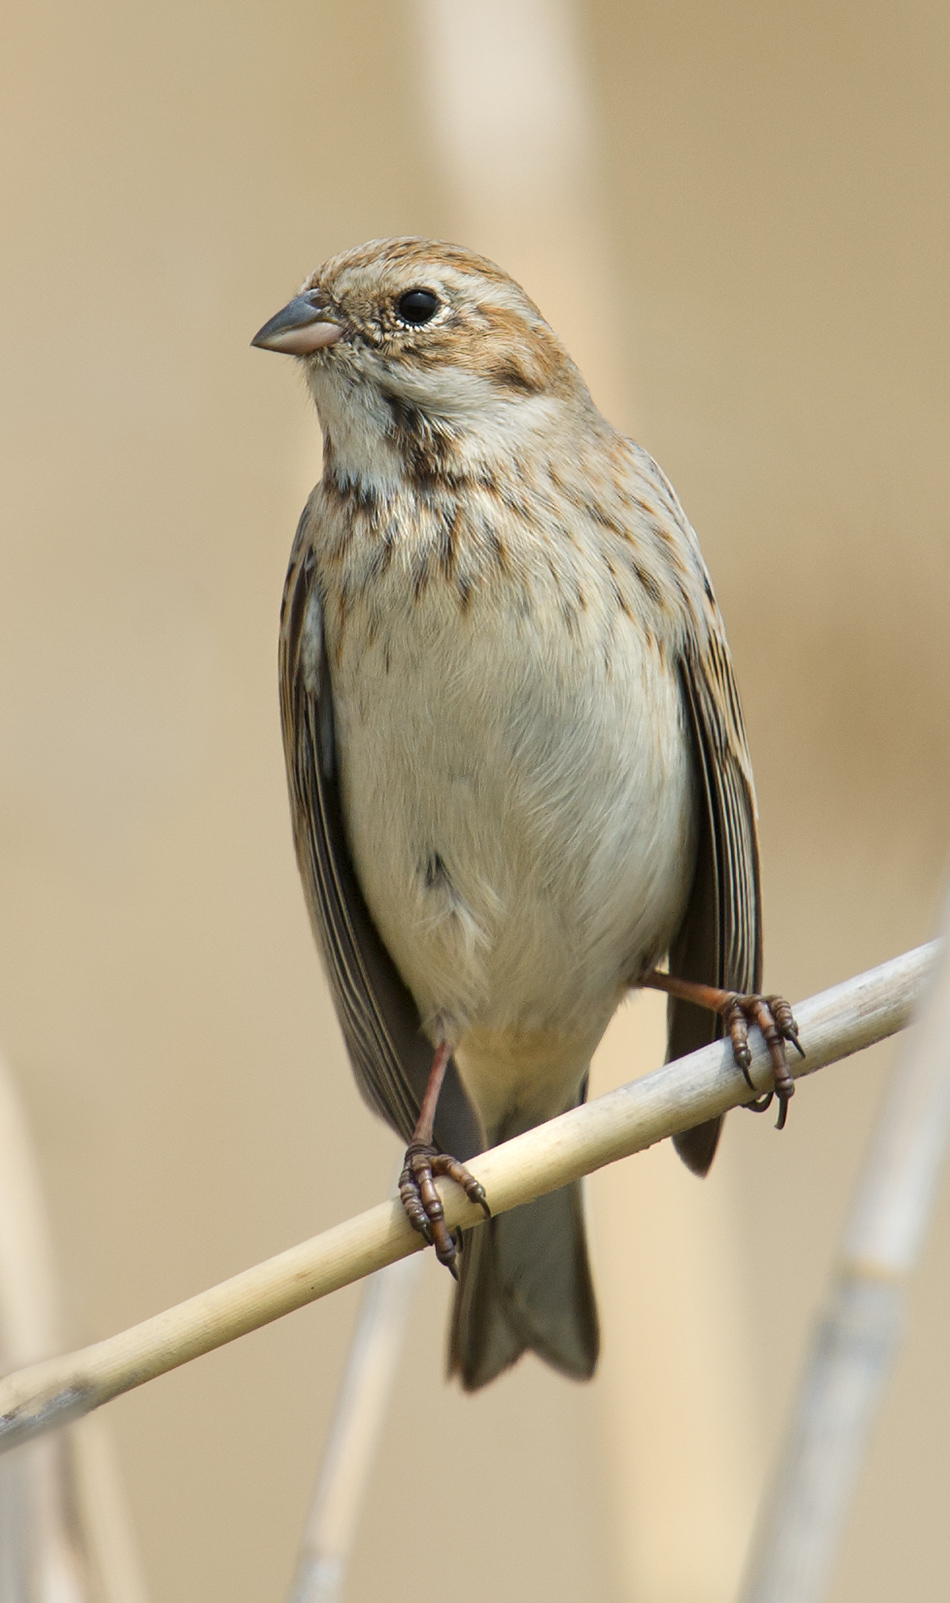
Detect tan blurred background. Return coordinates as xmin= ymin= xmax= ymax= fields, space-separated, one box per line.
xmin=1 ymin=1 xmax=949 ymax=1599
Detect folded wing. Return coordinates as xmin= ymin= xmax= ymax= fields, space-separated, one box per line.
xmin=278 ymin=522 xmax=482 ymax=1163
xmin=668 ymin=596 xmax=762 ymax=1175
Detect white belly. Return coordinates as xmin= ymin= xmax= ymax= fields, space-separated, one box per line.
xmin=329 ymin=579 xmax=696 ymax=1135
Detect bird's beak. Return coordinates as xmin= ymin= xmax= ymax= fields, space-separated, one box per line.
xmin=250 ymin=296 xmax=344 ymax=356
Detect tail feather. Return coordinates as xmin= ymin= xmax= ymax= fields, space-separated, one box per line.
xmin=672 ymin=1116 xmax=722 ymax=1176
xmin=449 ymin=1182 xmax=599 ymax=1391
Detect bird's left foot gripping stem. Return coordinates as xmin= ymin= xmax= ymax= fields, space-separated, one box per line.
xmin=398 ymin=1041 xmax=491 ymax=1278
xmin=641 ymin=973 xmax=805 ymax=1129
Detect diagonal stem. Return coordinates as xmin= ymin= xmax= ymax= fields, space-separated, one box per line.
xmin=0 ymin=942 xmax=937 ymax=1458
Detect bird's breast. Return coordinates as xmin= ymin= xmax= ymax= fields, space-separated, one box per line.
xmin=314 ymin=492 xmax=697 ymax=1129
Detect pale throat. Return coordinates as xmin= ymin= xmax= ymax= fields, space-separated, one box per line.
xmin=309 ymin=361 xmax=569 ymax=501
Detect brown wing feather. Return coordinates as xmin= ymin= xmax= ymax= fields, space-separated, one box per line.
xmin=668 ymin=621 xmax=762 ymax=1176
xmin=279 ymin=520 xmax=481 ymax=1161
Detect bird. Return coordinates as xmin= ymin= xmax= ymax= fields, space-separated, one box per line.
xmin=251 ymin=237 xmax=801 ymax=1392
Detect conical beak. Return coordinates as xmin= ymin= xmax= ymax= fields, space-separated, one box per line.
xmin=250 ymin=295 xmax=344 ymax=356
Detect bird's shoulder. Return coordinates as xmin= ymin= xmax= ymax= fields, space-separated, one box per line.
xmin=546 ymin=430 xmax=724 ymax=649
xmin=605 ymin=437 xmax=755 ymax=787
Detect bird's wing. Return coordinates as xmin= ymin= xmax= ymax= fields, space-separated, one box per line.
xmin=668 ymin=586 xmax=762 ymax=1174
xmin=621 ymin=442 xmax=762 ymax=1173
xmin=278 ymin=520 xmax=482 ymax=1161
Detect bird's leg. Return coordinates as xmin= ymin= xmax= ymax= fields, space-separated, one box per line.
xmin=639 ymin=971 xmax=805 ymax=1130
xmin=398 ymin=1040 xmax=490 ymax=1278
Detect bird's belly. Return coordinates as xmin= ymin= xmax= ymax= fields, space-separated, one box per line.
xmin=331 ymin=590 xmax=696 ymax=1131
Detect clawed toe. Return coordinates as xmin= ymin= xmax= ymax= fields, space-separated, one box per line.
xmin=399 ymin=1141 xmax=490 ymax=1276
xmin=723 ymin=992 xmax=804 ymax=1129
xmin=639 ymin=969 xmax=805 ymax=1134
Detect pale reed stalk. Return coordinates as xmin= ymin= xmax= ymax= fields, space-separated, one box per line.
xmin=740 ymin=892 xmax=950 ymax=1603
xmin=0 ymin=943 xmax=934 ymax=1461
xmin=0 ymin=1050 xmax=149 ymax=1603
xmin=285 ymin=1253 xmax=422 ymax=1603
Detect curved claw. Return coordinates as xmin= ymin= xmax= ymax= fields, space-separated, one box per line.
xmin=743 ymin=1091 xmax=774 ymax=1114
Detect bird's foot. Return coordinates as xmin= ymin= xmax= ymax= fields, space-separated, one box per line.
xmin=640 ymin=971 xmax=805 ymax=1129
xmin=721 ymin=992 xmax=805 ymax=1128
xmin=398 ymin=1141 xmax=490 ymax=1278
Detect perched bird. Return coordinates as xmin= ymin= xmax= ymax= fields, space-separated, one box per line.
xmin=252 ymin=238 xmax=801 ymax=1392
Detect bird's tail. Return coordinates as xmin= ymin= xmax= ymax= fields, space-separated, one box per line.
xmin=448 ymin=1180 xmax=599 ymax=1391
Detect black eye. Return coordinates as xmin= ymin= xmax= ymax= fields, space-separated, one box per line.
xmin=396 ymin=288 xmax=440 ymax=326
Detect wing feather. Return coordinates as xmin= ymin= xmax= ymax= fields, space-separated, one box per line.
xmin=668 ymin=612 xmax=762 ymax=1175
xmin=278 ymin=520 xmax=481 ymax=1161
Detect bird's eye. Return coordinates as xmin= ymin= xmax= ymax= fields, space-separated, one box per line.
xmin=396 ymin=288 xmax=441 ymax=326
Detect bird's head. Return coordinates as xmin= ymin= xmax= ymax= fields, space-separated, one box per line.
xmin=251 ymin=238 xmax=598 ymax=486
